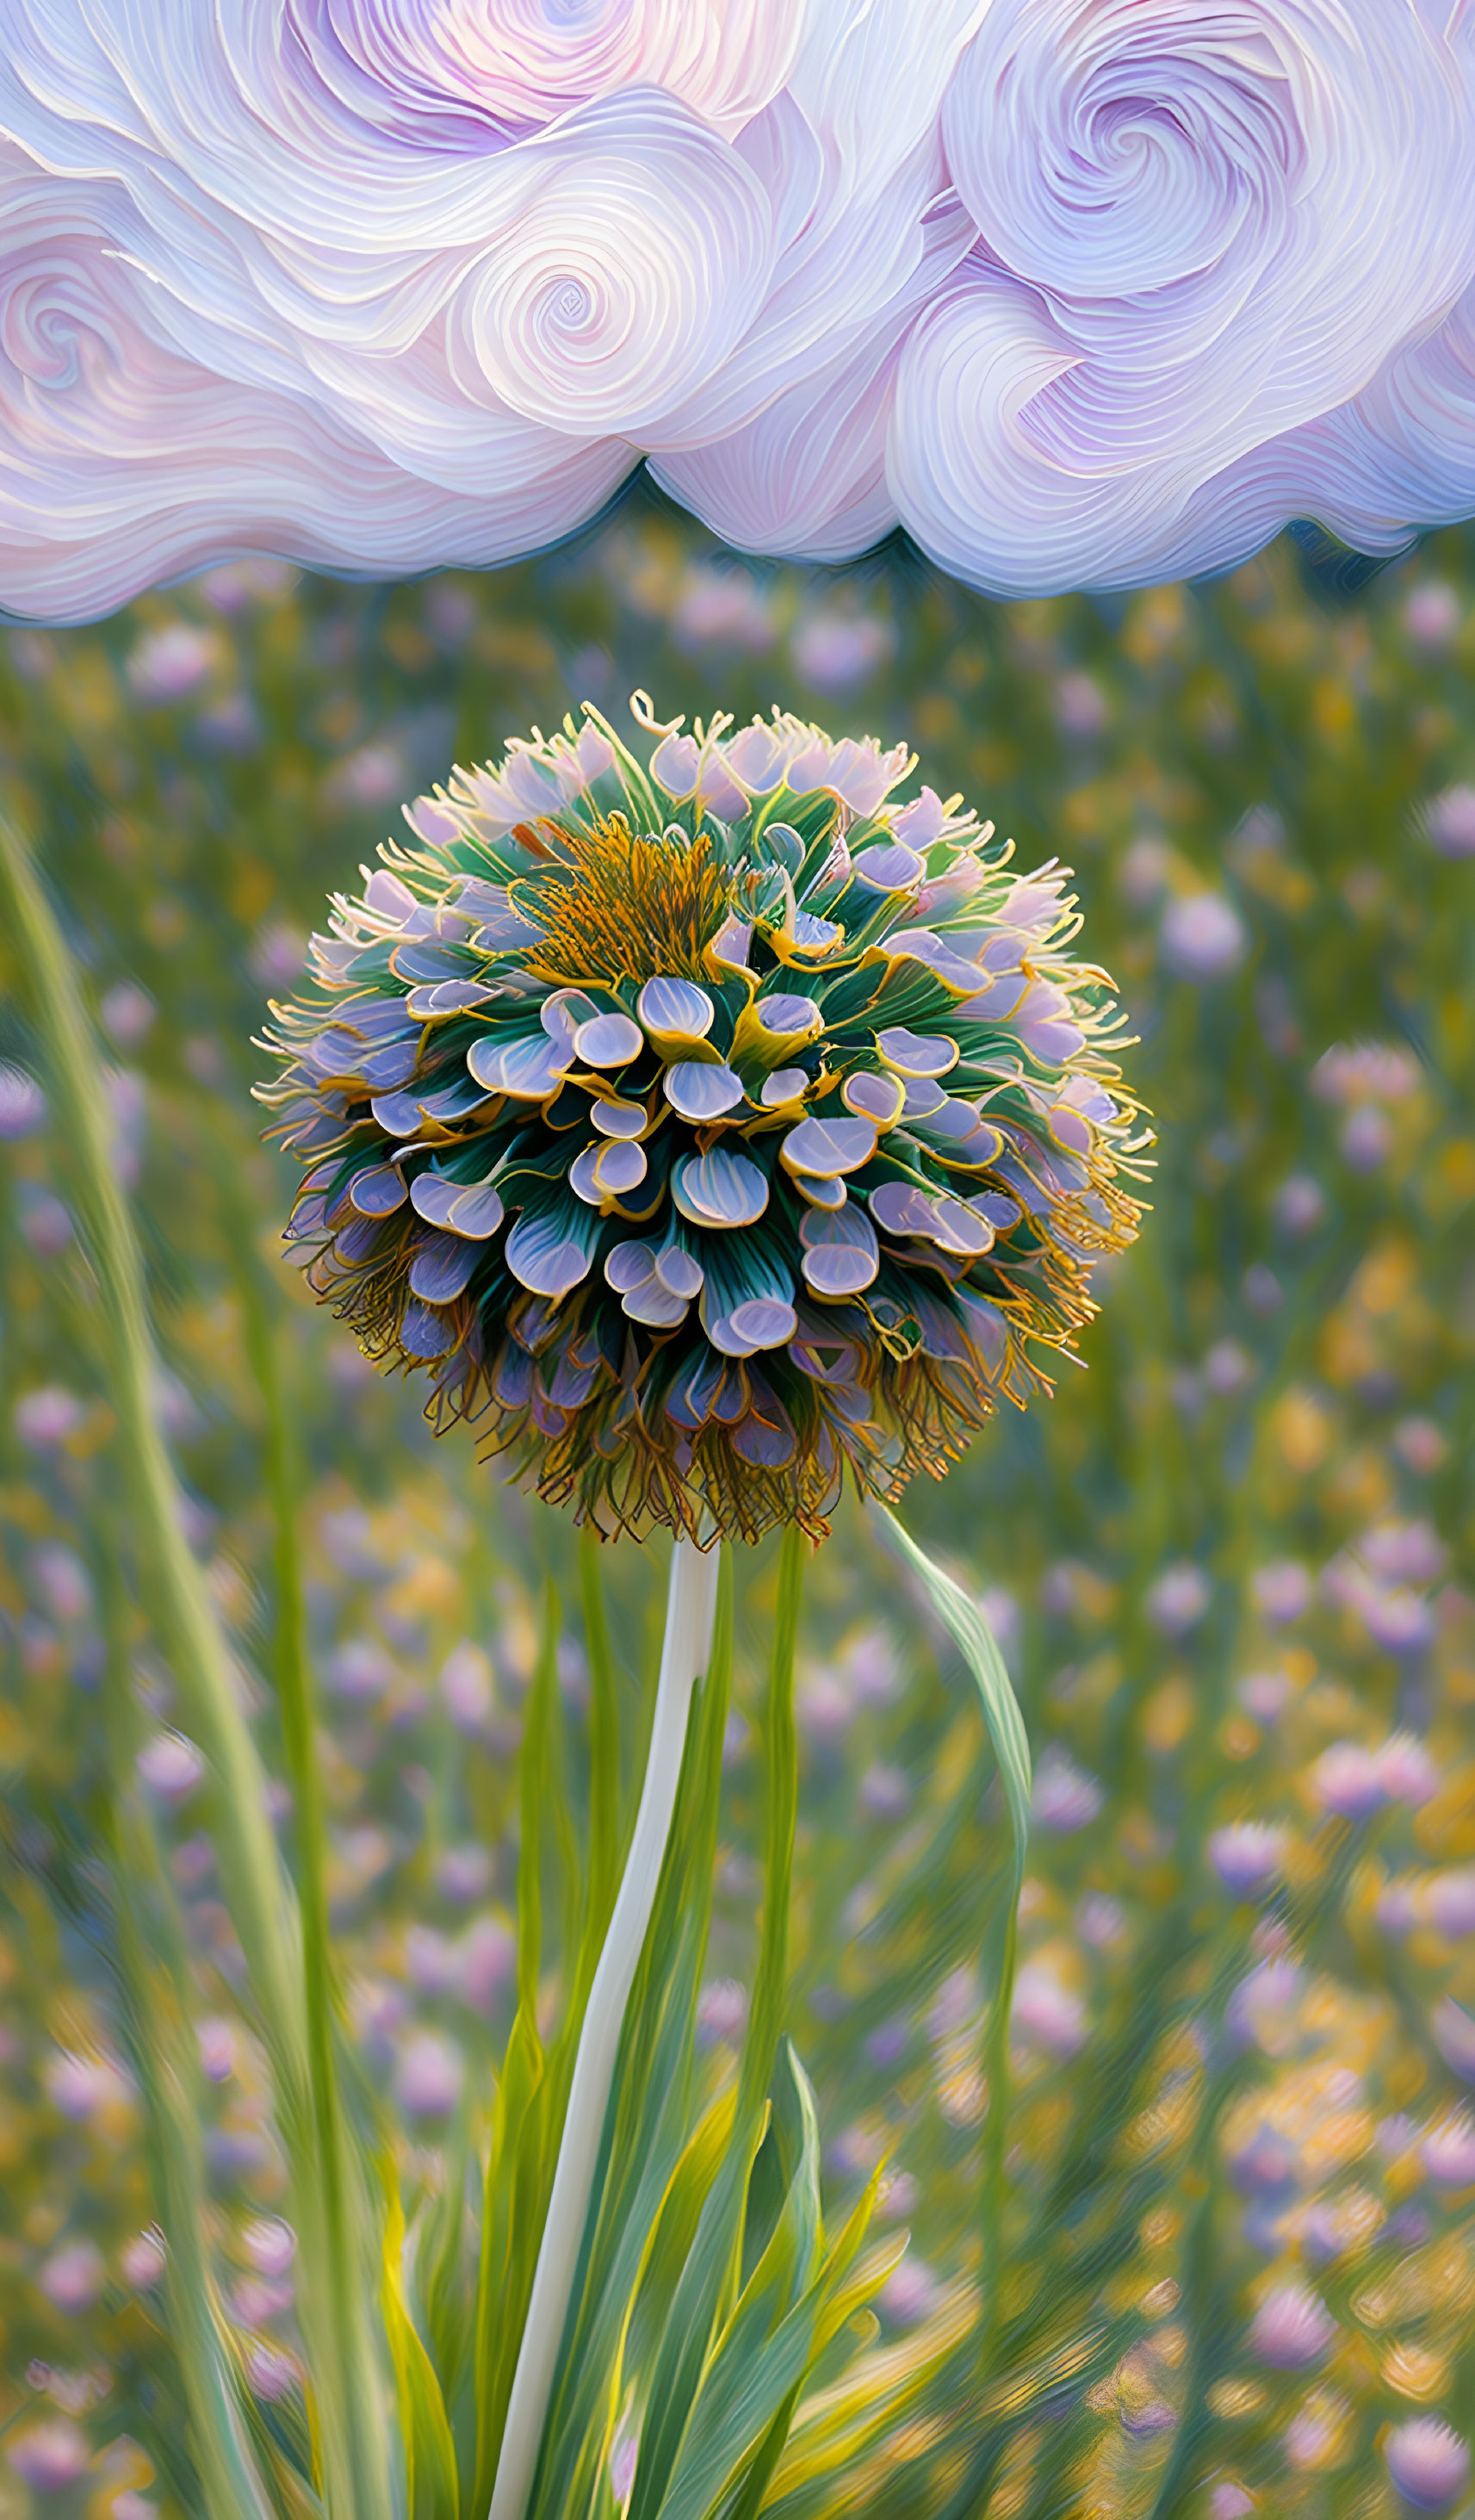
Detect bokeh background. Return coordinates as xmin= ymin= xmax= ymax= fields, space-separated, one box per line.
xmin=2 ymin=493 xmax=1474 ymax=2517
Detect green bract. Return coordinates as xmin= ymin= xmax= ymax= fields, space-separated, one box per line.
xmin=258 ymin=698 xmax=1150 ymax=1540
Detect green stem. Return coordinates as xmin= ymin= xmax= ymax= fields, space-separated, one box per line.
xmin=738 ymin=1524 xmax=803 ymax=2125
xmin=96 ymin=1530 xmax=273 ymax=2520
xmin=578 ymin=1527 xmax=621 ymax=1970
xmin=226 ymin=1173 xmax=390 ymax=2520
xmin=487 ymin=1536 xmax=722 ymax=2520
xmin=0 ymin=815 xmax=301 ymax=2061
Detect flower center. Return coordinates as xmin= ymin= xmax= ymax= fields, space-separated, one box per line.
xmin=517 ymin=812 xmax=733 ymax=986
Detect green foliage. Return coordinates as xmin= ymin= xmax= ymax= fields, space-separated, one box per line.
xmin=872 ymin=1505 xmax=1029 ymax=2357
xmin=96 ymin=1532 xmax=278 ymax=2520
xmin=381 ymin=2169 xmax=459 ymax=2520
xmin=0 ymin=813 xmax=391 ymax=2520
xmin=469 ymin=1588 xmax=564 ymax=2513
xmin=521 ymin=1537 xmax=896 ymax=2520
xmin=0 ymin=877 xmax=897 ymax=2520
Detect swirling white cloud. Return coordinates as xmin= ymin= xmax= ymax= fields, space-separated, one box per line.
xmin=0 ymin=0 xmax=1472 ymax=620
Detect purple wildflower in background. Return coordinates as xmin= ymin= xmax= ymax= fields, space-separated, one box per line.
xmin=1160 ymin=893 xmax=1246 ymax=983
xmin=1207 ymin=1824 xmax=1287 ymax=1900
xmin=1385 ymin=2419 xmax=1471 ymax=2511
xmin=1249 ymin=2281 xmax=1336 ymax=2368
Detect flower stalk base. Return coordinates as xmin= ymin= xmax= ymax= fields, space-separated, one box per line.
xmin=488 ymin=1535 xmax=721 ymax=2520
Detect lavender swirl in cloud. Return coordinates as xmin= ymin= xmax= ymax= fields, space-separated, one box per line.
xmin=0 ymin=0 xmax=1472 ymax=619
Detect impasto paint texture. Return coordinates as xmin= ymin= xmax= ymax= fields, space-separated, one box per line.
xmin=3 ymin=9 xmax=1475 ymax=2515
xmin=3 ymin=518 xmax=1474 ymax=2517
xmin=2 ymin=2 xmax=1475 ymax=615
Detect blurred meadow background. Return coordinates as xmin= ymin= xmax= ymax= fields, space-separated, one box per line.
xmin=2 ymin=493 xmax=1474 ymax=2519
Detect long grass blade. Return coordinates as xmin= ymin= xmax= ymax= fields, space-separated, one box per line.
xmin=0 ymin=812 xmax=304 ymax=2078
xmin=526 ymin=1555 xmax=734 ymax=2520
xmin=651 ymin=2050 xmax=891 ymax=2520
xmin=472 ymin=1583 xmax=560 ymax=2517
xmin=0 ymin=815 xmax=383 ymax=2520
xmin=579 ymin=1527 xmax=621 ymax=1971
xmin=487 ymin=1537 xmax=721 ymax=2520
xmin=629 ymin=1526 xmax=807 ymax=2518
xmin=872 ymin=1505 xmax=1032 ymax=2363
xmin=738 ymin=1524 xmax=803 ymax=2125
xmin=380 ymin=2169 xmax=460 ymax=2520
xmin=96 ymin=1526 xmax=277 ymax=2520
xmin=221 ymin=1148 xmax=391 ymax=2520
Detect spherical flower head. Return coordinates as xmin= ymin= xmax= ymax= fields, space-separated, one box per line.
xmin=258 ymin=697 xmax=1150 ymax=1543
xmin=121 ymin=2229 xmax=166 ymax=2290
xmin=241 ymin=2217 xmax=295 ymax=2281
xmin=1146 ymin=1560 xmax=1211 ymax=1637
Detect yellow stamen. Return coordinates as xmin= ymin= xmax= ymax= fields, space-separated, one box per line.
xmin=516 ymin=814 xmax=733 ymax=987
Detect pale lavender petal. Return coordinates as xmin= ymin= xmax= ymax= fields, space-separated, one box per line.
xmin=927 ymin=1197 xmax=994 ymax=1256
xmin=405 ymin=979 xmax=496 ymax=1015
xmin=446 ymin=1182 xmax=505 ymax=1238
xmin=401 ymin=1300 xmax=454 ymax=1357
xmin=348 ymin=1164 xmax=408 ymax=1217
xmin=592 ymin=1139 xmax=648 ymax=1196
xmin=409 ymin=1173 xmax=464 ymax=1227
xmin=664 ymin=1060 xmax=746 ymax=1121
xmin=604 ymin=1241 xmax=658 ymax=1294
xmin=672 ymin=1148 xmax=771 ymax=1228
xmin=852 ymin=841 xmax=924 ymax=892
xmin=800 ymin=1202 xmax=880 ymax=1295
xmin=568 ymin=1145 xmax=605 ymax=1206
xmin=637 ymin=977 xmax=716 ymax=1039
xmin=591 ymin=1098 xmax=648 ymax=1139
xmin=575 ymin=1012 xmax=644 ymax=1068
xmin=758 ymin=990 xmax=822 ymax=1039
xmin=790 ymin=910 xmax=844 ymax=953
xmin=870 ymin=1180 xmax=938 ymax=1238
xmin=505 ymin=1213 xmax=594 ymax=1300
xmin=371 ymin=1089 xmax=430 ymax=1138
xmin=796 ymin=1171 xmax=846 ymax=1211
xmin=408 ymin=1234 xmax=480 ymax=1303
xmin=900 ymin=1077 xmax=947 ymax=1120
xmin=467 ymin=1032 xmax=572 ymax=1100
xmin=622 ymin=1279 xmax=691 ymax=1328
xmin=703 ymin=1292 xmax=797 ymax=1355
xmin=655 ymin=1244 xmax=703 ymax=1299
xmin=650 ymin=732 xmax=701 ymax=798
xmin=780 ymin=1115 xmax=877 ymax=1178
xmin=875 ymin=1027 xmax=958 ymax=1077
xmin=842 ymin=1070 xmax=906 ymax=1126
